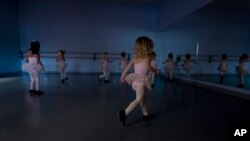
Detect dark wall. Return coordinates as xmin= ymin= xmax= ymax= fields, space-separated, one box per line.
xmin=0 ymin=0 xmax=20 ymax=74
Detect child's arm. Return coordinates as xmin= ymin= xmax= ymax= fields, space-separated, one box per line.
xmin=148 ymin=59 xmax=160 ymax=74
xmin=120 ymin=60 xmax=134 ymax=83
xmin=192 ymin=60 xmax=199 ymax=65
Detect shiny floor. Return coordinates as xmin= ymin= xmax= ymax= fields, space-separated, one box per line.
xmin=189 ymin=75 xmax=250 ymax=89
xmin=0 ymin=74 xmax=250 ymax=141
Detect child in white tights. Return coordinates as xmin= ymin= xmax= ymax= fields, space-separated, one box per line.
xmin=118 ymin=36 xmax=159 ymax=126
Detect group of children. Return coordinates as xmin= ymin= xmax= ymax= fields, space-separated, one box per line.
xmin=161 ymin=53 xmax=199 ymax=82
xmin=21 ymin=38 xmax=248 ymax=126
xmin=22 ymin=41 xmax=69 ymax=96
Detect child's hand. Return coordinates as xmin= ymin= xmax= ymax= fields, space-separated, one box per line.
xmin=156 ymin=69 xmax=161 ymax=74
xmin=119 ymin=77 xmax=125 ymax=84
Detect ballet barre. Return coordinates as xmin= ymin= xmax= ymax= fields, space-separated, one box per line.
xmin=176 ymin=54 xmax=241 ymax=62
xmin=19 ymin=50 xmax=131 ymax=61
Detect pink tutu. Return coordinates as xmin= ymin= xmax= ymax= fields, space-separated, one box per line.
xmin=23 ymin=57 xmax=45 ymax=73
xmin=236 ymin=63 xmax=247 ymax=75
xmin=57 ymin=61 xmax=68 ymax=71
xmin=125 ymin=73 xmax=152 ymax=91
xmin=183 ymin=63 xmax=192 ymax=72
xmin=100 ymin=60 xmax=109 ymax=72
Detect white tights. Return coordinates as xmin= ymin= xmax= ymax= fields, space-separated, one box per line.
xmin=125 ymin=85 xmax=148 ymax=116
xmin=60 ymin=70 xmax=67 ymax=80
xmin=29 ymin=71 xmax=40 ymax=91
xmin=99 ymin=71 xmax=110 ymax=80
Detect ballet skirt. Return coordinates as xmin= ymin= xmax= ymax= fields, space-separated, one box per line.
xmin=236 ymin=62 xmax=248 ymax=74
xmin=100 ymin=59 xmax=109 ymax=72
xmin=57 ymin=60 xmax=68 ymax=71
xmin=22 ymin=57 xmax=44 ymax=73
xmin=183 ymin=61 xmax=192 ymax=72
xmin=217 ymin=61 xmax=227 ymax=73
xmin=166 ymin=60 xmax=175 ymax=72
xmin=125 ymin=73 xmax=152 ymax=91
xmin=124 ymin=61 xmax=152 ymax=91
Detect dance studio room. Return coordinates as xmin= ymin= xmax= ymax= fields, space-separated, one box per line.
xmin=0 ymin=0 xmax=249 ymax=140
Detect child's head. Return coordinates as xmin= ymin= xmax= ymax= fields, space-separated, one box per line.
xmin=221 ymin=54 xmax=227 ymax=60
xmin=134 ymin=36 xmax=154 ymax=59
xmin=168 ymin=53 xmax=173 ymax=59
xmin=121 ymin=52 xmax=126 ymax=58
xmin=241 ymin=53 xmax=249 ymax=61
xmin=58 ymin=49 xmax=66 ymax=56
xmin=31 ymin=40 xmax=40 ymax=54
xmin=102 ymin=52 xmax=108 ymax=59
xmin=185 ymin=53 xmax=191 ymax=60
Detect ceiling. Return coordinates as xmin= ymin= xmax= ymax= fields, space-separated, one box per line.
xmin=82 ymin=0 xmax=162 ymax=4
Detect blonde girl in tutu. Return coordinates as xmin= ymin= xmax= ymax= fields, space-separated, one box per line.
xmin=118 ymin=36 xmax=159 ymax=126
xmin=56 ymin=49 xmax=68 ymax=84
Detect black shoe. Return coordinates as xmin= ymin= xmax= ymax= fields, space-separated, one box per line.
xmin=105 ymin=80 xmax=110 ymax=83
xmin=151 ymin=84 xmax=154 ymax=88
xmin=238 ymin=84 xmax=244 ymax=88
xmin=169 ymin=79 xmax=173 ymax=83
xmin=61 ymin=79 xmax=65 ymax=84
xmin=219 ymin=76 xmax=224 ymax=84
xmin=35 ymin=90 xmax=44 ymax=95
xmin=142 ymin=114 xmax=155 ymax=122
xmin=118 ymin=110 xmax=127 ymax=126
xmin=65 ymin=77 xmax=68 ymax=80
xmin=29 ymin=90 xmax=36 ymax=95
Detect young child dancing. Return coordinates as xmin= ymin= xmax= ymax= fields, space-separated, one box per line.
xmin=28 ymin=40 xmax=44 ymax=95
xmin=162 ymin=53 xmax=175 ymax=82
xmin=236 ymin=53 xmax=249 ymax=88
xmin=217 ymin=54 xmax=228 ymax=84
xmin=182 ymin=53 xmax=199 ymax=77
xmin=118 ymin=36 xmax=159 ymax=126
xmin=98 ymin=52 xmax=111 ymax=83
xmin=119 ymin=52 xmax=128 ymax=72
xmin=56 ymin=49 xmax=68 ymax=83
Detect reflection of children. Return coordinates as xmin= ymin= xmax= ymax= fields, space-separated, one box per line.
xmin=118 ymin=36 xmax=159 ymax=126
xmin=56 ymin=50 xmax=68 ymax=84
xmin=174 ymin=56 xmax=181 ymax=76
xmin=182 ymin=53 xmax=199 ymax=77
xmin=148 ymin=52 xmax=157 ymax=88
xmin=217 ymin=54 xmax=227 ymax=84
xmin=98 ymin=52 xmax=111 ymax=83
xmin=162 ymin=53 xmax=175 ymax=82
xmin=119 ymin=52 xmax=128 ymax=72
xmin=236 ymin=53 xmax=249 ymax=88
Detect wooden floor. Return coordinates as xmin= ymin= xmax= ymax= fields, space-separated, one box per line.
xmin=0 ymin=74 xmax=249 ymax=141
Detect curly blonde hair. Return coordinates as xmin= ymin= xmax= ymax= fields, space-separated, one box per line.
xmin=134 ymin=36 xmax=154 ymax=59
